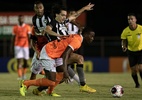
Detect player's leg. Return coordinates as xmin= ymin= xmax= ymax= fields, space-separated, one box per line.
xmin=131 ymin=66 xmax=140 ymax=88
xmin=138 ymin=64 xmax=142 ymax=80
xmin=33 ymin=68 xmax=63 ymax=96
xmin=15 ymin=46 xmax=24 ymax=80
xmin=67 ymin=65 xmax=80 ymax=84
xmin=68 ymin=53 xmax=85 ymax=85
xmin=138 ymin=52 xmax=142 ymax=84
xmin=22 ymin=59 xmax=28 ymax=79
xmin=17 ymin=58 xmax=23 ymax=80
xmin=128 ymin=51 xmax=140 ymax=88
xmin=19 ymin=58 xmax=57 ymax=96
xmin=32 ymin=58 xmax=63 ymax=96
xmin=22 ymin=47 xmax=30 ymax=80
xmin=68 ymin=52 xmax=96 ymax=93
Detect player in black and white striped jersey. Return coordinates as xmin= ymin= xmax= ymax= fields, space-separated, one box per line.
xmin=30 ymin=1 xmax=64 ymax=81
xmin=30 ymin=1 xmax=96 ymax=95
xmin=41 ymin=3 xmax=96 ymax=93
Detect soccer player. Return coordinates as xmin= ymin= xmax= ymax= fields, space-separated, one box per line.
xmin=19 ymin=3 xmax=95 ymax=97
xmin=30 ymin=1 xmax=93 ymax=83
xmin=121 ymin=13 xmax=142 ymax=88
xmin=30 ymin=1 xmax=64 ymax=80
xmin=19 ymin=26 xmax=95 ymax=97
xmin=45 ymin=3 xmax=96 ymax=92
xmin=11 ymin=15 xmax=31 ymax=80
xmin=32 ymin=3 xmax=96 ymax=94
xmin=29 ymin=1 xmax=70 ymax=96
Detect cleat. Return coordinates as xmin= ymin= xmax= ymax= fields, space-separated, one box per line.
xmin=32 ymin=88 xmax=43 ymax=96
xmin=49 ymin=93 xmax=61 ymax=97
xmin=80 ymin=85 xmax=96 ymax=93
xmin=19 ymin=80 xmax=27 ymax=96
xmin=135 ymin=84 xmax=140 ymax=88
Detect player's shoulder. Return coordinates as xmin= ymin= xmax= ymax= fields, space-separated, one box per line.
xmin=24 ymin=24 xmax=31 ymax=28
xmin=13 ymin=25 xmax=18 ymax=29
xmin=137 ymin=24 xmax=142 ymax=28
xmin=122 ymin=26 xmax=130 ymax=33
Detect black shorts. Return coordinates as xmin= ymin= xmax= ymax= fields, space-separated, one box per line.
xmin=127 ymin=50 xmax=142 ymax=67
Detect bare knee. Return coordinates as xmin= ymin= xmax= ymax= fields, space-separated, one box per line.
xmin=77 ymin=55 xmax=84 ymax=64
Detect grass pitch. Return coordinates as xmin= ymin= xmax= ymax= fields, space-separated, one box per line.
xmin=0 ymin=72 xmax=142 ymax=100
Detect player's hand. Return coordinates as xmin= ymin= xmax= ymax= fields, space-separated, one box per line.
xmin=63 ymin=72 xmax=70 ymax=84
xmin=122 ymin=46 xmax=127 ymax=52
xmin=84 ymin=3 xmax=94 ymax=11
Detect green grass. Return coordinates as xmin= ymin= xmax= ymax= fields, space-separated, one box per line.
xmin=0 ymin=72 xmax=142 ymax=100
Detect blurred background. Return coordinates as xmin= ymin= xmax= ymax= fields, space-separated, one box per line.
xmin=0 ymin=0 xmax=142 ymax=73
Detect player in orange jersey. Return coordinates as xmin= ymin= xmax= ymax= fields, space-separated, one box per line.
xmin=11 ymin=15 xmax=31 ymax=80
xmin=31 ymin=3 xmax=96 ymax=94
xmin=20 ymin=26 xmax=95 ymax=96
xmin=19 ymin=2 xmax=95 ymax=97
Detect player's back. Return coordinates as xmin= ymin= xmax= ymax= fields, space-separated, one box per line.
xmin=45 ymin=34 xmax=83 ymax=59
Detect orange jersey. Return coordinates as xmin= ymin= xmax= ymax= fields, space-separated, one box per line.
xmin=31 ymin=26 xmax=49 ymax=52
xmin=45 ymin=34 xmax=83 ymax=59
xmin=13 ymin=23 xmax=31 ymax=47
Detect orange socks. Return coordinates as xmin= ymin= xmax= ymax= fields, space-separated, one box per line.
xmin=24 ymin=78 xmax=55 ymax=88
xmin=47 ymin=72 xmax=63 ymax=94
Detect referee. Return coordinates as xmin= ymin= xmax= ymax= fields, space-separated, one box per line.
xmin=121 ymin=13 xmax=142 ymax=88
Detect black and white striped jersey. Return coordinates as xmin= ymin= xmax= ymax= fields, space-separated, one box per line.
xmin=32 ymin=13 xmax=51 ymax=35
xmin=32 ymin=13 xmax=52 ymax=41
xmin=49 ymin=19 xmax=70 ymax=40
xmin=67 ymin=22 xmax=79 ymax=34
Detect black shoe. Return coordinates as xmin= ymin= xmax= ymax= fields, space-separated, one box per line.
xmin=135 ymin=84 xmax=140 ymax=88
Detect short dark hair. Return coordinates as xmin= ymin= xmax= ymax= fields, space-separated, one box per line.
xmin=82 ymin=27 xmax=94 ymax=35
xmin=128 ymin=13 xmax=136 ymax=17
xmin=34 ymin=0 xmax=43 ymax=5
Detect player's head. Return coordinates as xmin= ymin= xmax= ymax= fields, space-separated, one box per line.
xmin=34 ymin=1 xmax=44 ymax=17
xmin=127 ymin=13 xmax=137 ymax=25
xmin=18 ymin=15 xmax=24 ymax=25
xmin=52 ymin=4 xmax=67 ymax=23
xmin=82 ymin=27 xmax=95 ymax=44
xmin=68 ymin=8 xmax=76 ymax=16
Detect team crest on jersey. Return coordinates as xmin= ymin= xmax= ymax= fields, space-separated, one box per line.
xmin=59 ymin=26 xmax=67 ymax=31
xmin=44 ymin=19 xmax=47 ymax=24
xmin=137 ymin=33 xmax=141 ymax=39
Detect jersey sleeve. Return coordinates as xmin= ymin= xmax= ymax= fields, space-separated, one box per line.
xmin=48 ymin=20 xmax=56 ymax=29
xmin=121 ymin=29 xmax=127 ymax=39
xmin=27 ymin=25 xmax=31 ymax=34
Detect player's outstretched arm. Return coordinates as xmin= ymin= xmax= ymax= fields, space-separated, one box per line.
xmin=44 ymin=25 xmax=69 ymax=37
xmin=68 ymin=3 xmax=94 ymax=21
